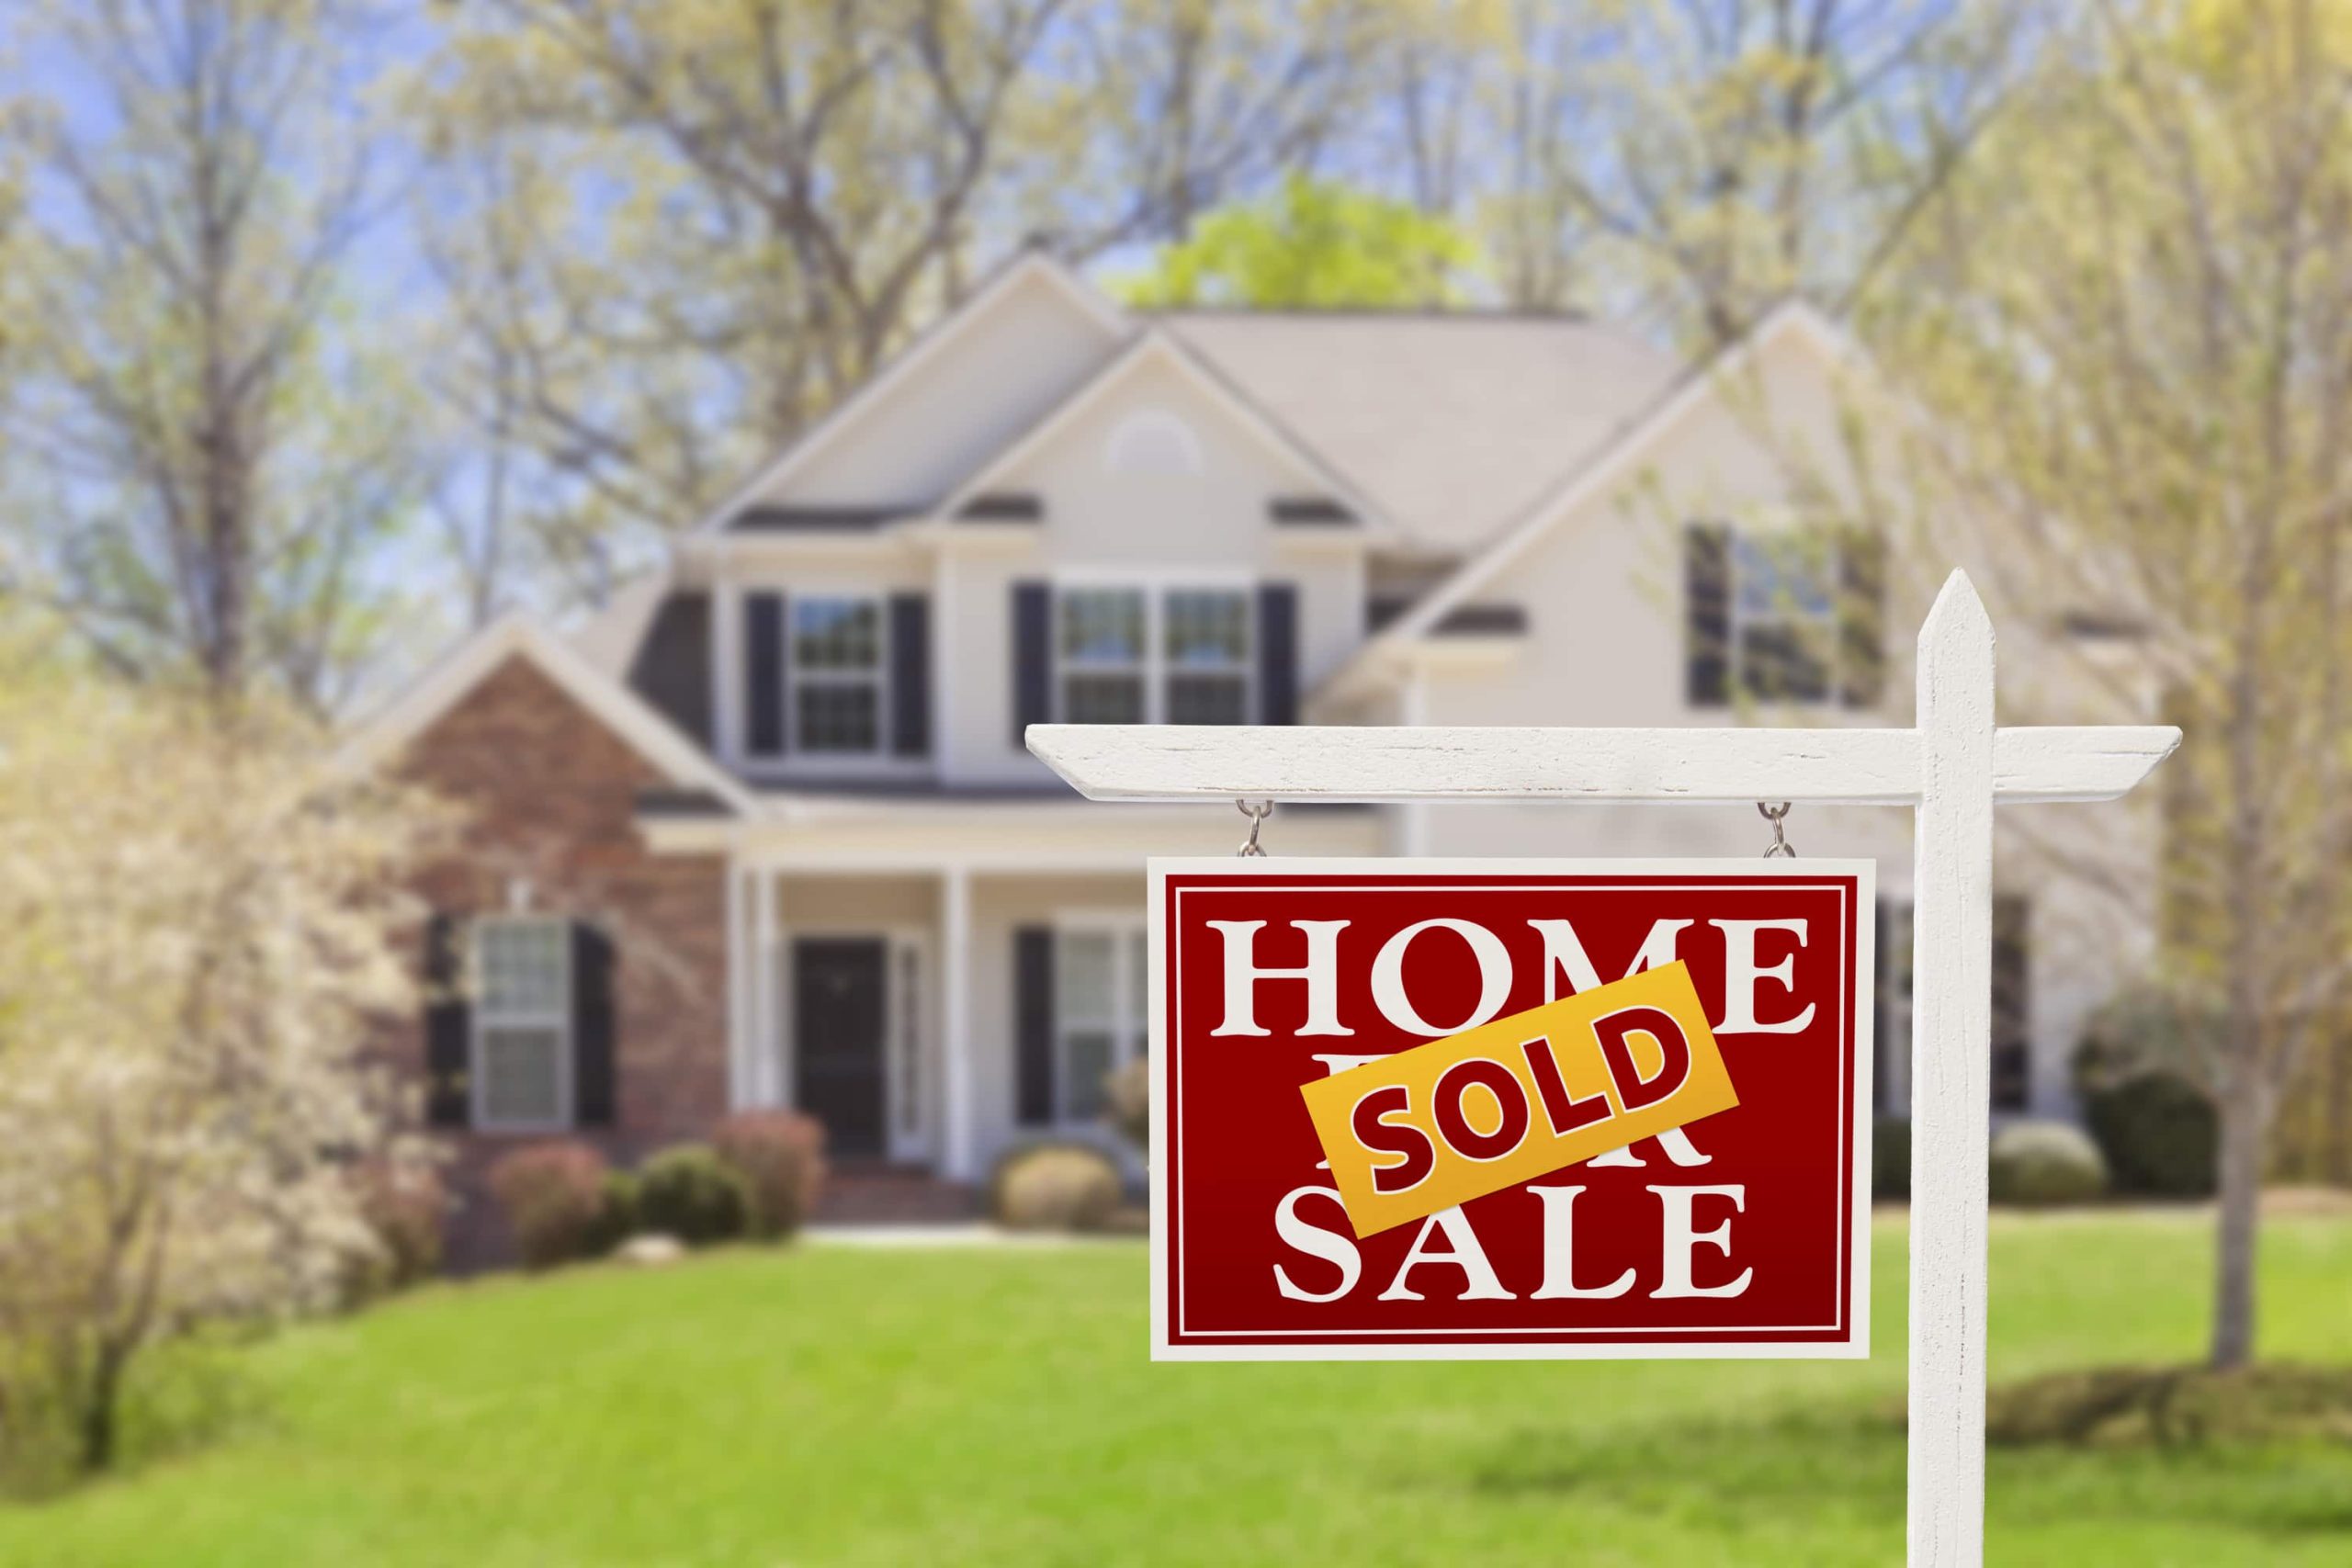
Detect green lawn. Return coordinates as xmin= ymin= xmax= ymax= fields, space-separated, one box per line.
xmin=4 ymin=1212 xmax=2348 ymax=1567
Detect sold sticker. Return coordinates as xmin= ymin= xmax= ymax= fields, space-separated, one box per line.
xmin=1299 ymin=961 xmax=1739 ymax=1238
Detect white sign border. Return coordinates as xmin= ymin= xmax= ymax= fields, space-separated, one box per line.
xmin=1148 ymin=854 xmax=1876 ymax=1363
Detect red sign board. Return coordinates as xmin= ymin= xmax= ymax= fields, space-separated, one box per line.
xmin=1150 ymin=859 xmax=1874 ymax=1360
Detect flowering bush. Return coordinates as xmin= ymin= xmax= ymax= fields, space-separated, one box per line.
xmin=989 ymin=1143 xmax=1125 ymax=1233
xmin=345 ymin=1161 xmax=449 ymax=1302
xmin=489 ymin=1143 xmax=623 ymax=1268
xmin=0 ymin=676 xmax=443 ymax=1482
xmin=711 ymin=1112 xmax=828 ymax=1240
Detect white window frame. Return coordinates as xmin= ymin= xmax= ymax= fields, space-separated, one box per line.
xmin=786 ymin=592 xmax=890 ymax=758
xmin=890 ymin=932 xmax=929 ymax=1160
xmin=470 ymin=915 xmax=574 ymax=1134
xmin=1724 ymin=525 xmax=1843 ymax=705
xmin=1052 ymin=573 xmax=1256 ymax=727
xmin=1053 ymin=911 xmax=1148 ymax=1129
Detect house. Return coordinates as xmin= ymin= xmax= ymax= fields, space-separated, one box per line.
xmin=341 ymin=253 xmax=2155 ymax=1257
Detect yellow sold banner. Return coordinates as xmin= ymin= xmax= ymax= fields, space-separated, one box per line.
xmin=1300 ymin=962 xmax=1740 ymax=1238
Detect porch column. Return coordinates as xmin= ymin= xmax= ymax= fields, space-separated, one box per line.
xmin=754 ymin=869 xmax=781 ymax=1107
xmin=941 ymin=865 xmax=975 ymax=1180
xmin=725 ymin=856 xmax=747 ymax=1110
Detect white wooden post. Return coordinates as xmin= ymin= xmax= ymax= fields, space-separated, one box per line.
xmin=1024 ymin=570 xmax=2177 ymax=1568
xmin=725 ymin=857 xmax=748 ymax=1111
xmin=754 ymin=869 xmax=779 ymax=1107
xmin=1908 ymin=576 xmax=1996 ymax=1566
xmin=940 ymin=866 xmax=976 ymax=1181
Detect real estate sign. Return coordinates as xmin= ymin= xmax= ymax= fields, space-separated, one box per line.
xmin=1149 ymin=859 xmax=1874 ymax=1360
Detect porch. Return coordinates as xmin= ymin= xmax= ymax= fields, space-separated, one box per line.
xmin=693 ymin=800 xmax=1388 ymax=1184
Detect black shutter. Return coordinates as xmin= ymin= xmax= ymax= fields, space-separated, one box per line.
xmin=889 ymin=593 xmax=932 ymax=757
xmin=1012 ymin=581 xmax=1052 ymax=744
xmin=746 ymin=591 xmax=786 ymax=754
xmin=1840 ymin=528 xmax=1888 ymax=709
xmin=1015 ymin=926 xmax=1056 ymax=1126
xmin=572 ymin=921 xmax=616 ymax=1127
xmin=424 ymin=913 xmax=469 ymax=1128
xmin=627 ymin=591 xmax=713 ymax=746
xmin=1685 ymin=522 xmax=1732 ymax=705
xmin=1991 ymin=897 xmax=2030 ymax=1112
xmin=1257 ymin=582 xmax=1299 ymax=725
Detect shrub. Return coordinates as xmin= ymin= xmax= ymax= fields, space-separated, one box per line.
xmin=590 ymin=1171 xmax=640 ymax=1257
xmin=633 ymin=1145 xmax=751 ymax=1247
xmin=1102 ymin=1058 xmax=1149 ymax=1152
xmin=989 ymin=1142 xmax=1125 ymax=1233
xmin=346 ymin=1161 xmax=447 ymax=1299
xmin=2073 ymin=988 xmax=2224 ymax=1097
xmin=2085 ymin=1072 xmax=2218 ymax=1198
xmin=1871 ymin=1117 xmax=1911 ymax=1201
xmin=1989 ymin=1121 xmax=2109 ymax=1207
xmin=712 ymin=1111 xmax=828 ymax=1240
xmin=488 ymin=1142 xmax=617 ymax=1269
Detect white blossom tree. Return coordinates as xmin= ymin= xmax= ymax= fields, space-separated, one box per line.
xmin=0 ymin=643 xmax=445 ymax=1480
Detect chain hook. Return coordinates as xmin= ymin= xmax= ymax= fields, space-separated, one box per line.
xmin=1236 ymin=798 xmax=1273 ymax=857
xmin=1758 ymin=800 xmax=1795 ymax=858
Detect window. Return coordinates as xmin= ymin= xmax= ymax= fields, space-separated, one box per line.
xmin=791 ymin=596 xmax=884 ymax=752
xmin=1058 ymin=588 xmax=1148 ymax=724
xmin=1730 ymin=533 xmax=1838 ymax=701
xmin=1165 ymin=590 xmax=1250 ymax=724
xmin=1689 ymin=525 xmax=1883 ymax=708
xmin=473 ymin=919 xmax=571 ymax=1131
xmin=1991 ymin=896 xmax=2031 ymax=1113
xmin=1056 ymin=923 xmax=1148 ymax=1123
xmin=1877 ymin=898 xmax=1913 ymax=1118
xmin=1875 ymin=896 xmax=2031 ymax=1118
xmin=1057 ymin=585 xmax=1252 ymax=725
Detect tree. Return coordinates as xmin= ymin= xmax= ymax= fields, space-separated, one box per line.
xmin=0 ymin=0 xmax=420 ymax=709
xmin=1374 ymin=1 xmax=2034 ymax=342
xmin=1119 ymin=174 xmax=1480 ymax=307
xmin=0 ymin=637 xmax=443 ymax=1481
xmin=1849 ymin=0 xmax=2352 ymax=1368
xmin=408 ymin=0 xmax=1393 ymax=570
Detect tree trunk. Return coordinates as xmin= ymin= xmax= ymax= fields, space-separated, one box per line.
xmin=77 ymin=1344 xmax=126 ymax=1473
xmin=2210 ymin=1041 xmax=2264 ymax=1368
xmin=2330 ymin=1021 xmax=2350 ymax=1184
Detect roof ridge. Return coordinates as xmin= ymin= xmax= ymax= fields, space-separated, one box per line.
xmin=1148 ymin=303 xmax=1593 ymax=322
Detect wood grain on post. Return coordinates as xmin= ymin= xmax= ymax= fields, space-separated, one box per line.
xmin=1908 ymin=571 xmax=1997 ymax=1566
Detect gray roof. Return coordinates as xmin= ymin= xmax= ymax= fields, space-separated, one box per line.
xmin=1161 ymin=310 xmax=1679 ymax=554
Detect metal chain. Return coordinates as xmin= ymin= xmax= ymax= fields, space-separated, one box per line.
xmin=1236 ymin=798 xmax=1273 ymax=857
xmin=1757 ymin=800 xmax=1795 ymax=858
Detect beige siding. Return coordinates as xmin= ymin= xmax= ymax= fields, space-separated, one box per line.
xmin=937 ymin=347 xmax=1368 ymax=784
xmin=770 ymin=267 xmax=1123 ymax=507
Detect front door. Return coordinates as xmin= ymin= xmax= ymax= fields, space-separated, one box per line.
xmin=793 ymin=937 xmax=888 ymax=1158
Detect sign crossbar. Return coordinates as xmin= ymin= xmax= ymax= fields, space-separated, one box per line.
xmin=1025 ymin=570 xmax=2179 ymax=1568
xmin=1029 ymin=724 xmax=2174 ymax=806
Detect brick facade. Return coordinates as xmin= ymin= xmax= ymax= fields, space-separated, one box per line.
xmin=396 ymin=654 xmax=729 ymax=1264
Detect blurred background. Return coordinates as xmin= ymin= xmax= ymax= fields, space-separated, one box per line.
xmin=0 ymin=2 xmax=2347 ymax=1563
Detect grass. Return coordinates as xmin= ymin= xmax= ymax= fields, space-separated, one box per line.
xmin=1 ymin=1211 xmax=2347 ymax=1566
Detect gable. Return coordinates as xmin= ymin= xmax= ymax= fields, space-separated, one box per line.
xmin=735 ymin=258 xmax=1126 ymax=517
xmin=407 ymin=655 xmax=672 ymax=803
xmin=945 ymin=332 xmax=1379 ymax=557
xmin=336 ymin=617 xmax=755 ymax=817
xmin=1322 ymin=304 xmax=1864 ymax=702
xmin=1166 ymin=310 xmax=1679 ymax=553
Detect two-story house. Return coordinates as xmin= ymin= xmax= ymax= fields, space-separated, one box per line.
xmin=342 ymin=253 xmax=2154 ymax=1253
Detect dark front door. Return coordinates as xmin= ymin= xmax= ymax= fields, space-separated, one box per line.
xmin=793 ymin=937 xmax=888 ymax=1158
